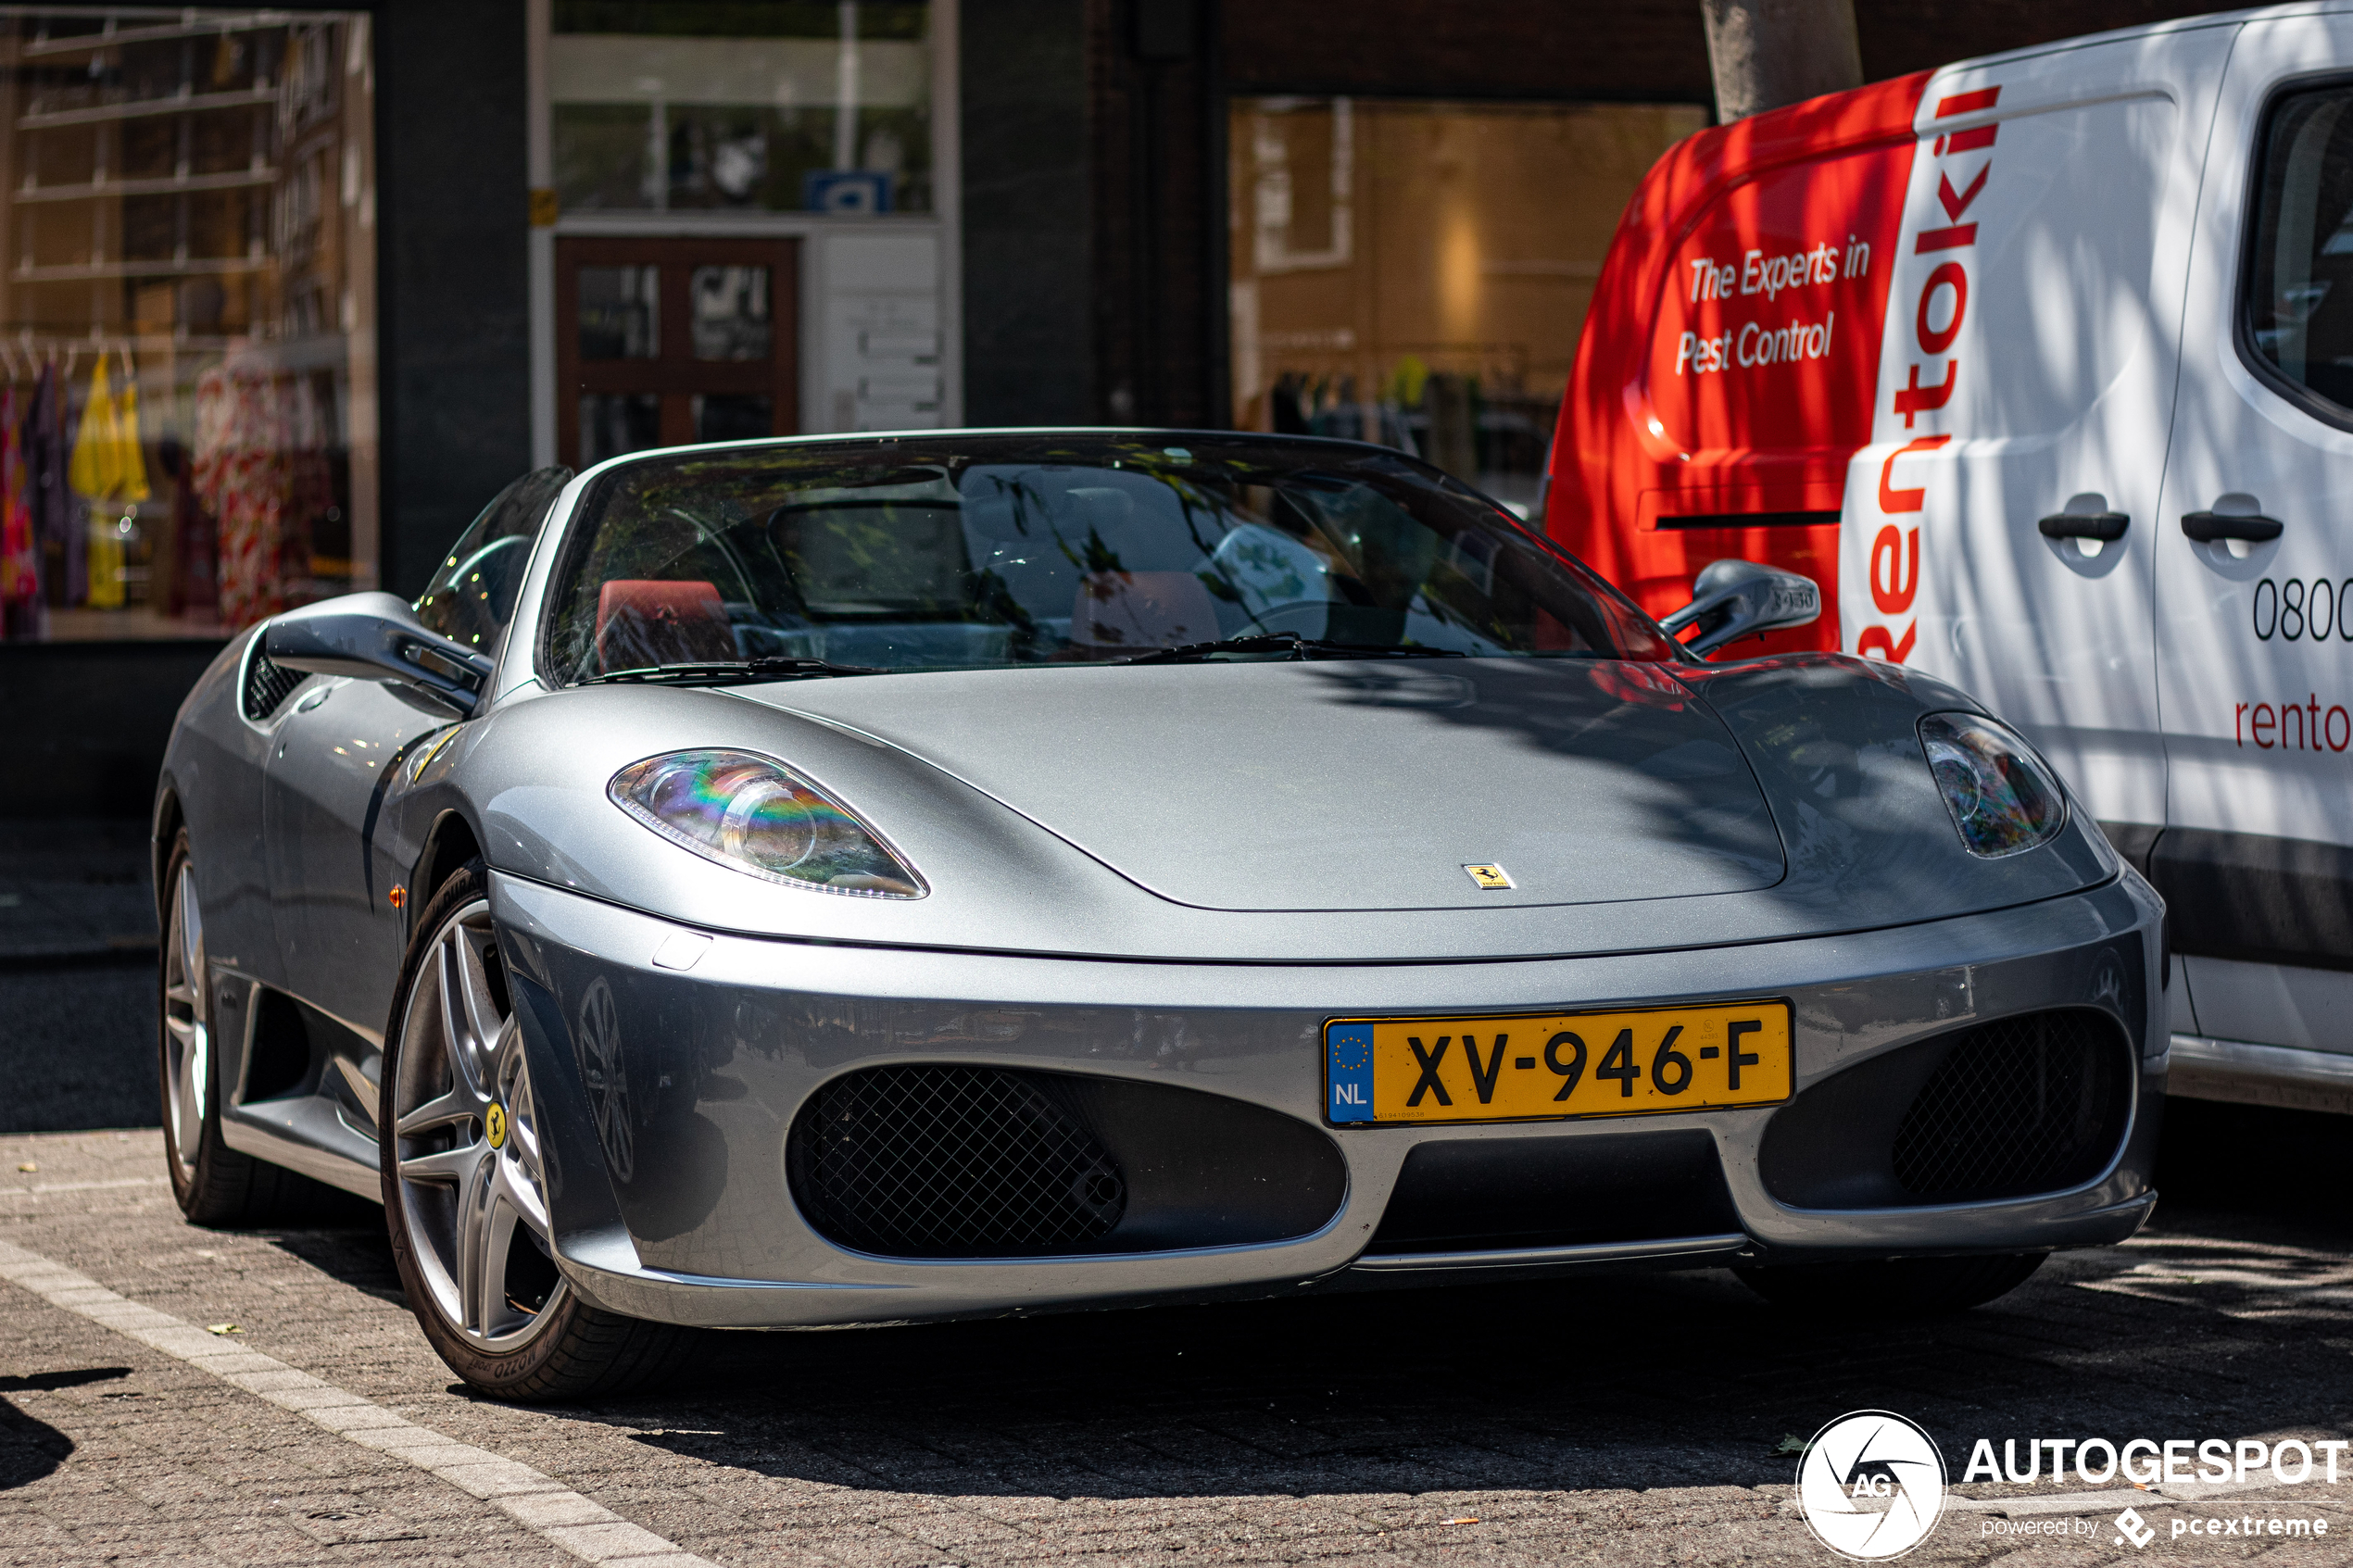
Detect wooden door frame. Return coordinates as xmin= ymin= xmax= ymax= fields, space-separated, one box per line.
xmin=555 ymin=235 xmax=801 ymax=465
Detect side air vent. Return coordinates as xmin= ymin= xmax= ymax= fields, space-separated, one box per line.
xmin=1889 ymin=1010 xmax=2132 ymax=1202
xmin=789 ymin=1066 xmax=1126 ymax=1257
xmin=785 ymin=1064 xmax=1347 ymax=1259
xmin=1759 ymin=1007 xmax=2135 ymax=1210
xmin=242 ymin=640 xmax=306 ymax=721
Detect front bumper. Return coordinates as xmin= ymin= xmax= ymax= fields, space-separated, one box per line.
xmin=490 ymin=871 xmax=2166 ymax=1330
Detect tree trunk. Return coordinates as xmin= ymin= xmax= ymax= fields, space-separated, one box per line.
xmin=1700 ymin=0 xmax=1863 ymax=121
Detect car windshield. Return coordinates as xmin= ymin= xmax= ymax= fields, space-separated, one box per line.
xmin=540 ymin=433 xmax=1676 ymax=684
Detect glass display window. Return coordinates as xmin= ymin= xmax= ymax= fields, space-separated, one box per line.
xmin=0 ymin=6 xmax=377 ymax=642
xmin=1227 ymin=97 xmax=1705 ymax=519
xmin=550 ymin=2 xmax=933 ymax=216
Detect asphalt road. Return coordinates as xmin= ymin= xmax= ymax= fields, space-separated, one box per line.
xmin=3 ymin=1098 xmax=2352 ymax=1565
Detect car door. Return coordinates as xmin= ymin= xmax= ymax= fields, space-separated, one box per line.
xmin=262 ymin=466 xmax=573 ymax=1047
xmin=262 ymin=676 xmax=459 ymax=1045
xmin=2154 ymin=14 xmax=2353 ymax=1053
xmin=1841 ymin=26 xmax=2232 ymax=840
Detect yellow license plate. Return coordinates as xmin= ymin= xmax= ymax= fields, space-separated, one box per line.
xmin=1324 ymin=1001 xmax=1793 ymax=1125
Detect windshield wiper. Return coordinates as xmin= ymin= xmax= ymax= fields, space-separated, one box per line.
xmin=586 ymin=656 xmax=887 ymax=685
xmin=1113 ymin=633 xmax=1470 ymax=665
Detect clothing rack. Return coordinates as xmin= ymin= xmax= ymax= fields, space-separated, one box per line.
xmin=0 ymin=328 xmax=152 ymax=384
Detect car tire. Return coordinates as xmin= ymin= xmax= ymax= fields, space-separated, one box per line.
xmin=1734 ymin=1252 xmax=2046 ymax=1318
xmin=159 ymin=827 xmax=343 ymax=1225
xmin=379 ymin=859 xmax=698 ymax=1401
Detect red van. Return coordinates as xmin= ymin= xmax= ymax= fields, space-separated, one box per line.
xmin=1542 ymin=69 xmax=1925 ymax=662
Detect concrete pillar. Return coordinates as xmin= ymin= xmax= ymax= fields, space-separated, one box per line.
xmin=1700 ymin=0 xmax=1863 ymax=121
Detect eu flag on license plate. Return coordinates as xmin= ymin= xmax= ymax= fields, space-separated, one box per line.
xmin=1327 ymin=1022 xmax=1375 ymax=1123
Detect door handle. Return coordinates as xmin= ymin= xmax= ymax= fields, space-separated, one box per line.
xmin=2182 ymin=510 xmax=2284 ymax=543
xmin=2037 ymin=510 xmax=2129 ymax=541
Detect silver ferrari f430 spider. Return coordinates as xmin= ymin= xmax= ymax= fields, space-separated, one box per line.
xmin=153 ymin=431 xmax=2165 ymax=1398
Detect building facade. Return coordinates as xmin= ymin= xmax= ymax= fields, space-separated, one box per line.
xmin=1 ymin=0 xmax=2237 ymax=812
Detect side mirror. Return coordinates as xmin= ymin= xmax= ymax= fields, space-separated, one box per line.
xmin=1657 ymin=558 xmax=1821 ymax=657
xmin=263 ymin=592 xmax=497 ymax=716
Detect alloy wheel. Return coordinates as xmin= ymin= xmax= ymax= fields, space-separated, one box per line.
xmin=391 ymin=898 xmax=567 ymax=1351
xmin=160 ymin=863 xmax=208 ymax=1180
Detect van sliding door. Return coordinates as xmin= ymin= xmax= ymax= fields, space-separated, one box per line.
xmin=2154 ymin=16 xmax=2353 ymax=1075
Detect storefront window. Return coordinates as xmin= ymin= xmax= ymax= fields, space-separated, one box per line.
xmin=0 ymin=6 xmax=376 ymax=641
xmin=1228 ymin=97 xmax=1704 ymax=518
xmin=552 ymin=2 xmax=933 ymax=216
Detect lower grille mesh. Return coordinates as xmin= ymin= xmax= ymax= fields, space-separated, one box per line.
xmin=1890 ymin=1010 xmax=2129 ymax=1201
xmin=787 ymin=1065 xmax=1126 ymax=1257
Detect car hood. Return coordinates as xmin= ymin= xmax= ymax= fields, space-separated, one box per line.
xmin=454 ymin=653 xmax=2116 ymax=961
xmin=733 ymin=659 xmax=1785 ymax=912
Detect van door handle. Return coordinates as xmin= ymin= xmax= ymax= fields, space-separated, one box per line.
xmin=2037 ymin=511 xmax=2129 ymax=541
xmin=2183 ymin=510 xmax=2284 ymax=542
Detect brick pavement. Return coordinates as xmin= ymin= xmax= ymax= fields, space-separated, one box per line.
xmin=5 ymin=1098 xmax=2353 ymax=1565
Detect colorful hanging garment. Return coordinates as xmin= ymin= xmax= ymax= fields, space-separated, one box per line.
xmin=25 ymin=364 xmax=80 ymax=607
xmin=0 ymin=386 xmax=38 ymax=638
xmin=114 ymin=360 xmax=149 ymax=503
xmin=195 ymin=360 xmax=292 ymax=631
xmin=70 ymin=354 xmax=130 ymax=608
xmin=157 ymin=437 xmax=216 ymax=621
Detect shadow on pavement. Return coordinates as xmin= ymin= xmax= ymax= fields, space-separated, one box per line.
xmin=204 ymin=1094 xmax=2353 ymax=1505
xmin=2154 ymin=1095 xmax=2353 ymax=1242
xmin=249 ymin=1210 xmax=407 ymax=1306
xmin=0 ymin=1366 xmax=127 ymax=1491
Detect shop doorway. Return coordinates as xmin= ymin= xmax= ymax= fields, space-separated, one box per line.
xmin=556 ymin=236 xmax=799 ymax=466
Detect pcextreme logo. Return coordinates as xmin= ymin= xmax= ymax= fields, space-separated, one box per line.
xmin=1795 ymin=1410 xmax=1947 ymax=1560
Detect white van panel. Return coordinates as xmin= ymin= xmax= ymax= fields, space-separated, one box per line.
xmin=2156 ymin=12 xmax=2353 ymax=1049
xmin=2179 ymin=956 xmax=2353 ymax=1053
xmin=1843 ymin=32 xmax=2232 ymax=829
xmin=2159 ymin=13 xmax=2353 ymax=848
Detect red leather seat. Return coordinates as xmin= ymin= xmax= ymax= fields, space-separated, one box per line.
xmin=596 ymin=580 xmax=737 ymax=671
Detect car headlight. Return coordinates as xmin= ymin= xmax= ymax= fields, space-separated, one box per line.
xmin=609 ymin=749 xmax=926 ymax=898
xmin=1918 ymin=712 xmax=2066 ymax=858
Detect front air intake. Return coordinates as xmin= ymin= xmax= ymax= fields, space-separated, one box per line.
xmin=786 ymin=1064 xmax=1348 ymax=1259
xmin=1889 ymin=1010 xmax=2131 ymax=1202
xmin=1368 ymin=1128 xmax=1739 ymax=1254
xmin=787 ymin=1065 xmax=1126 ymax=1257
xmin=1758 ymin=1006 xmax=2135 ymax=1210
